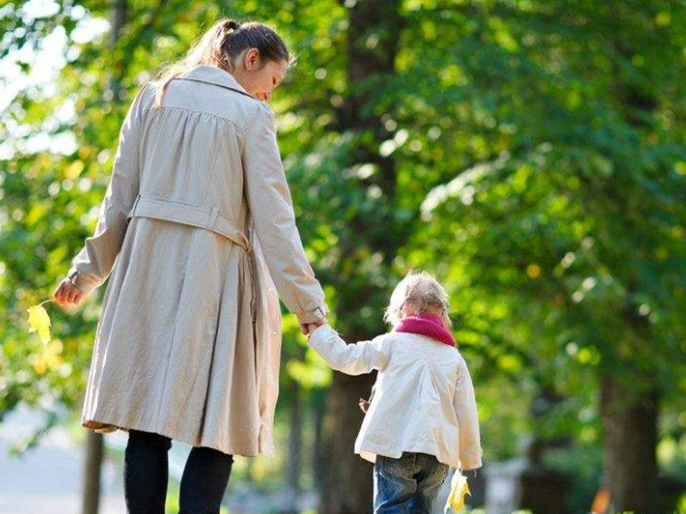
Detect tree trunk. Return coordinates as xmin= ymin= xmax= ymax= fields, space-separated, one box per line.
xmin=313 ymin=392 xmax=326 ymax=495
xmin=599 ymin=20 xmax=663 ymax=504
xmin=108 ymin=0 xmax=128 ymax=44
xmin=287 ymin=378 xmax=303 ymax=496
xmin=245 ymin=457 xmax=254 ymax=483
xmin=81 ymin=430 xmax=104 ymax=514
xmin=108 ymin=0 xmax=128 ymax=97
xmin=600 ymin=373 xmax=660 ymax=513
xmin=321 ymin=372 xmax=376 ymax=514
xmin=319 ymin=1 xmax=403 ymax=512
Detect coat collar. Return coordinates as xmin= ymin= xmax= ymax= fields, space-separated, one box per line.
xmin=177 ymin=65 xmax=254 ymax=99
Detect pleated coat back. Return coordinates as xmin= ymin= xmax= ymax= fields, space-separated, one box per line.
xmin=67 ymin=65 xmax=328 ymax=456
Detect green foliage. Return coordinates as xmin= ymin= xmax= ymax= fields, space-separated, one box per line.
xmin=2 ymin=3 xmax=686 ymax=508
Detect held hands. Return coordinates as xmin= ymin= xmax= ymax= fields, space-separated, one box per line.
xmin=300 ymin=319 xmax=327 ymax=336
xmin=53 ymin=277 xmax=85 ymax=307
xmin=307 ymin=322 xmax=323 ymax=335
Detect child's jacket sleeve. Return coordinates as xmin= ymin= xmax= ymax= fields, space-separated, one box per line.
xmin=308 ymin=325 xmax=390 ymax=375
xmin=66 ymin=85 xmax=150 ymax=296
xmin=454 ymin=357 xmax=483 ymax=470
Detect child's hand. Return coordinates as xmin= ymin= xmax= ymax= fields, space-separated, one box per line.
xmin=53 ymin=277 xmax=84 ymax=307
xmin=300 ymin=319 xmax=327 ymax=336
xmin=306 ymin=322 xmax=325 ymax=335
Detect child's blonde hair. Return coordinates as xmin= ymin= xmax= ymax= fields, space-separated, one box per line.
xmin=383 ymin=270 xmax=452 ymax=328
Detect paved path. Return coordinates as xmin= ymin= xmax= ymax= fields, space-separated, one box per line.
xmin=0 ymin=405 xmax=199 ymax=514
xmin=0 ymin=406 xmax=126 ymax=514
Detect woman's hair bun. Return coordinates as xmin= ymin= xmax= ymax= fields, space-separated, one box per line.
xmin=224 ymin=20 xmax=241 ymax=32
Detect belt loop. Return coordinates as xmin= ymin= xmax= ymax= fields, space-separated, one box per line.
xmin=207 ymin=206 xmax=219 ymax=231
xmin=244 ymin=227 xmax=253 ymax=254
xmin=129 ymin=194 xmax=141 ymax=218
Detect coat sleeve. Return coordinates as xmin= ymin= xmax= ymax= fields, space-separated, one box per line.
xmin=66 ymin=84 xmax=150 ymax=296
xmin=308 ymin=325 xmax=390 ymax=375
xmin=242 ymin=103 xmax=328 ymax=324
xmin=453 ymin=356 xmax=483 ymax=470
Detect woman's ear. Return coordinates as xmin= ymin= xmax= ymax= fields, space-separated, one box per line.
xmin=244 ymin=48 xmax=260 ymax=71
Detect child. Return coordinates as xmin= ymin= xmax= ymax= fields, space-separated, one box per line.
xmin=307 ymin=270 xmax=482 ymax=514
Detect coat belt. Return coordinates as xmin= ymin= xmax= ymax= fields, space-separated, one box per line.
xmin=127 ymin=194 xmax=253 ymax=254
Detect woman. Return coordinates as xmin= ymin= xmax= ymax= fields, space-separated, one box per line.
xmin=53 ymin=19 xmax=328 ymax=514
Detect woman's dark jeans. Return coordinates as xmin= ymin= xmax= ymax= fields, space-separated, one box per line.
xmin=124 ymin=429 xmax=233 ymax=514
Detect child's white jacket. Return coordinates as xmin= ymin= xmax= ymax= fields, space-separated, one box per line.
xmin=309 ymin=325 xmax=483 ymax=470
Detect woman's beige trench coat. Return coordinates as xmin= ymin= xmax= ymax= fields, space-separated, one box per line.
xmin=66 ymin=65 xmax=328 ymax=457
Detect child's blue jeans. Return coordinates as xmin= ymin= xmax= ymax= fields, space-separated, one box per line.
xmin=374 ymin=452 xmax=449 ymax=514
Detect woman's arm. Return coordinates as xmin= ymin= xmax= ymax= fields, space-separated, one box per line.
xmin=65 ymin=84 xmax=150 ymax=296
xmin=242 ymin=103 xmax=328 ymax=325
xmin=307 ymin=325 xmax=390 ymax=375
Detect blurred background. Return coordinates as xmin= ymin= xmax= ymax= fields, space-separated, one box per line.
xmin=2 ymin=0 xmax=686 ymax=513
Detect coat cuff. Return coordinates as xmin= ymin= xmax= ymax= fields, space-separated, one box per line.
xmin=295 ymin=304 xmax=328 ymax=324
xmin=67 ymin=268 xmax=98 ymax=296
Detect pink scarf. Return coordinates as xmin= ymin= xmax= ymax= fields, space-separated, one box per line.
xmin=394 ymin=313 xmax=455 ymax=347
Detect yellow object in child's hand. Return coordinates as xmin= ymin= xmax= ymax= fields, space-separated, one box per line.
xmin=445 ymin=469 xmax=470 ymax=512
xmin=27 ymin=302 xmax=52 ymax=344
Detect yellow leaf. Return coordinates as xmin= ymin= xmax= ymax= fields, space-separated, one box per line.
xmin=446 ymin=470 xmax=471 ymax=511
xmin=27 ymin=303 xmax=52 ymax=344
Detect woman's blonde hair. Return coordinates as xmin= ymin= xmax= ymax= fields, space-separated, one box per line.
xmin=152 ymin=18 xmax=292 ymax=108
xmin=383 ymin=270 xmax=452 ymax=328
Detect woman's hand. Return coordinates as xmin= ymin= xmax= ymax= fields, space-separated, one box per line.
xmin=53 ymin=278 xmax=85 ymax=307
xmin=301 ymin=319 xmax=327 ymax=336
